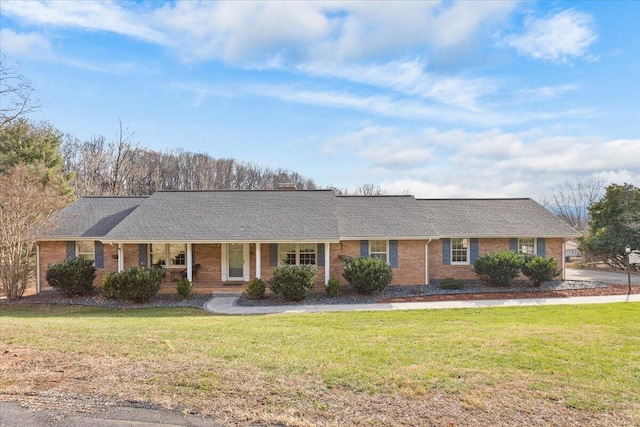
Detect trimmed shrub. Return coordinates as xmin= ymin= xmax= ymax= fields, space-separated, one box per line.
xmin=439 ymin=277 xmax=465 ymax=290
xmin=472 ymin=251 xmax=523 ymax=286
xmin=102 ymin=266 xmax=164 ymax=303
xmin=176 ymin=278 xmax=192 ymax=299
xmin=268 ymin=265 xmax=317 ymax=301
xmin=342 ymin=256 xmax=393 ymax=294
xmin=325 ymin=276 xmax=341 ymax=297
xmin=45 ymin=257 xmax=96 ymax=297
xmin=245 ymin=277 xmax=266 ymax=300
xmin=521 ymin=255 xmax=560 ymax=286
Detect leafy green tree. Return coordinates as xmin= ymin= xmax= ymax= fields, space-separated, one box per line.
xmin=0 ymin=118 xmax=72 ymax=193
xmin=580 ymin=183 xmax=640 ymax=269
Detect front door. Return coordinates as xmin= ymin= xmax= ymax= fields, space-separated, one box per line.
xmin=228 ymin=243 xmax=245 ymax=280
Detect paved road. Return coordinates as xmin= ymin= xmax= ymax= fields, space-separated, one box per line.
xmin=0 ymin=401 xmax=219 ymax=427
xmin=565 ymin=268 xmax=640 ymax=285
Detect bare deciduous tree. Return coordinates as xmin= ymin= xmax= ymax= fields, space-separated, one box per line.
xmin=0 ymin=163 xmax=72 ymax=300
xmin=62 ymin=126 xmax=319 ymax=196
xmin=352 ymin=183 xmax=386 ymax=196
xmin=544 ymin=177 xmax=607 ymax=234
xmin=0 ymin=57 xmax=40 ymax=129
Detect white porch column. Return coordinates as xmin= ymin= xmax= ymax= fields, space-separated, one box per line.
xmin=186 ymin=243 xmax=193 ymax=281
xmin=255 ymin=243 xmax=261 ymax=279
xmin=117 ymin=243 xmax=124 ymax=272
xmin=325 ymin=242 xmax=330 ymax=284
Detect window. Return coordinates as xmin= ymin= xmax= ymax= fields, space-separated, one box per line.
xmin=369 ymin=240 xmax=388 ymax=262
xmin=298 ymin=243 xmax=316 ymax=265
xmin=149 ymin=244 xmax=186 ymax=267
xmin=518 ymin=238 xmax=536 ymax=255
xmin=451 ymin=238 xmax=469 ymax=264
xmin=279 ymin=243 xmax=297 ymax=265
xmin=76 ymin=241 xmax=95 ymax=263
xmin=279 ymin=243 xmax=316 ymax=266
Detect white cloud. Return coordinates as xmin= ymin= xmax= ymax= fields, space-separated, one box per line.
xmin=1 ymin=1 xmax=166 ymax=44
xmin=325 ymin=126 xmax=433 ymax=169
xmin=0 ymin=29 xmax=51 ymax=58
xmin=298 ymin=60 xmax=497 ymax=111
xmin=506 ymin=10 xmax=597 ymax=62
xmin=324 ymin=126 xmax=640 ymax=199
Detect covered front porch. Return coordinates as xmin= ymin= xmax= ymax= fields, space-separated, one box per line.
xmin=115 ymin=241 xmax=336 ymax=294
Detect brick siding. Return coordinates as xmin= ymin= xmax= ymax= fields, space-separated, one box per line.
xmin=37 ymin=237 xmax=567 ymax=294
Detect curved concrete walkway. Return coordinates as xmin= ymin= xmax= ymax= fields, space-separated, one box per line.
xmin=204 ymin=293 xmax=640 ymax=315
xmin=204 ymin=269 xmax=640 ymax=315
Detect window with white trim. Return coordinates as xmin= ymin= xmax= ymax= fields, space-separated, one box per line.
xmin=451 ymin=238 xmax=469 ymax=264
xmin=279 ymin=243 xmax=316 ymax=266
xmin=518 ymin=238 xmax=536 ymax=255
xmin=149 ymin=243 xmax=186 ymax=267
xmin=76 ymin=241 xmax=95 ymax=263
xmin=369 ymin=240 xmax=389 ymax=262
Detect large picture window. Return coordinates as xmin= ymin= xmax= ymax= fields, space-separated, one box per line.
xmin=451 ymin=238 xmax=469 ymax=264
xmin=369 ymin=240 xmax=388 ymax=263
xmin=518 ymin=238 xmax=536 ymax=255
xmin=279 ymin=243 xmax=316 ymax=266
xmin=76 ymin=241 xmax=95 ymax=263
xmin=149 ymin=243 xmax=186 ymax=267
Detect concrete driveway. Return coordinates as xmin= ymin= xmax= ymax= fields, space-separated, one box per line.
xmin=565 ymin=268 xmax=640 ymax=285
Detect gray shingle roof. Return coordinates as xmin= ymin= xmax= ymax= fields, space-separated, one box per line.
xmin=336 ymin=196 xmax=437 ymax=238
xmin=417 ymin=198 xmax=578 ymax=237
xmin=38 ymin=192 xmax=578 ymax=242
xmin=103 ymin=190 xmax=340 ymax=242
xmin=38 ymin=197 xmax=146 ymax=239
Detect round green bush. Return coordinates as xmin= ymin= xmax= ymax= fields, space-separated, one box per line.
xmin=521 ymin=255 xmax=560 ymax=286
xmin=245 ymin=277 xmax=266 ymax=300
xmin=342 ymin=256 xmax=393 ymax=294
xmin=472 ymin=251 xmax=523 ymax=286
xmin=176 ymin=278 xmax=192 ymax=299
xmin=438 ymin=277 xmax=465 ymax=290
xmin=268 ymin=265 xmax=317 ymax=301
xmin=325 ymin=276 xmax=341 ymax=297
xmin=103 ymin=267 xmax=164 ymax=303
xmin=45 ymin=257 xmax=96 ymax=297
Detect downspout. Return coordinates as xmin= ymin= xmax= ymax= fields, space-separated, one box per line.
xmin=36 ymin=243 xmax=41 ymax=294
xmin=562 ymin=239 xmax=566 ymax=280
xmin=425 ymin=239 xmax=432 ymax=285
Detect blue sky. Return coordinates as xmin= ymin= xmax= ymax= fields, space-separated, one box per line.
xmin=1 ymin=0 xmax=638 ymax=199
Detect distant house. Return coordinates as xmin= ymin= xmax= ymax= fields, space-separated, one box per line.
xmin=564 ymin=240 xmax=582 ymax=259
xmin=35 ymin=190 xmax=578 ymax=294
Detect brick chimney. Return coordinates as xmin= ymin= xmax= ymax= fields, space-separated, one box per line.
xmin=277 ymin=183 xmax=298 ymax=190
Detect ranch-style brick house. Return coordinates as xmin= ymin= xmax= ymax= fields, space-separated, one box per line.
xmin=35 ymin=190 xmax=578 ymax=294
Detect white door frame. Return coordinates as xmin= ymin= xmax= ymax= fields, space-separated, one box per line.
xmin=221 ymin=243 xmax=250 ymax=281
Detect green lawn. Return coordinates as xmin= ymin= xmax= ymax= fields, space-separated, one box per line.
xmin=1 ymin=303 xmax=639 ymax=425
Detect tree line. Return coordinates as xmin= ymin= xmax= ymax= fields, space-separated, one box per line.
xmin=61 ymin=121 xmax=318 ymax=197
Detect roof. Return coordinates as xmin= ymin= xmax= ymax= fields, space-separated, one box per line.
xmin=103 ymin=190 xmax=340 ymax=242
xmin=37 ymin=192 xmax=579 ymax=242
xmin=417 ymin=198 xmax=578 ymax=237
xmin=38 ymin=197 xmax=146 ymax=239
xmin=336 ymin=196 xmax=436 ymax=238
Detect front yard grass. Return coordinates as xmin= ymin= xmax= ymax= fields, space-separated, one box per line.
xmin=1 ymin=303 xmax=639 ymax=426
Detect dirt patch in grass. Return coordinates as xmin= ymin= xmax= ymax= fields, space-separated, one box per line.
xmin=1 ymin=343 xmax=637 ymax=426
xmin=380 ymin=284 xmax=640 ymax=303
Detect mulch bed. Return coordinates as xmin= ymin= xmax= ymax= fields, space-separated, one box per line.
xmin=379 ymin=284 xmax=639 ymax=303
